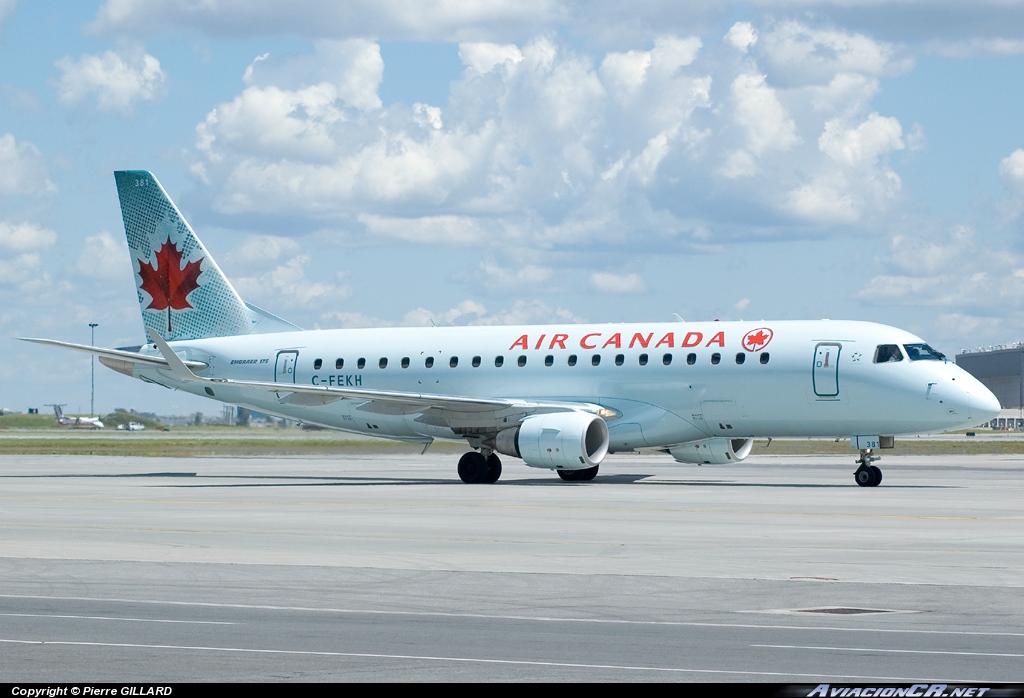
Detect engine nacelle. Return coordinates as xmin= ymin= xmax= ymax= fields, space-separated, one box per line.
xmin=495 ymin=412 xmax=610 ymax=470
xmin=668 ymin=438 xmax=753 ymax=465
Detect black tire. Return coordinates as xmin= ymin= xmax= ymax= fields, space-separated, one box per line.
xmin=870 ymin=465 xmax=883 ymax=487
xmin=855 ymin=466 xmax=873 ymax=487
xmin=484 ymin=453 xmax=502 ymax=483
xmin=557 ymin=465 xmax=599 ymax=482
xmin=458 ymin=451 xmax=488 ymax=483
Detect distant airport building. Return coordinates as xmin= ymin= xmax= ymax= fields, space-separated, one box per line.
xmin=956 ymin=344 xmax=1024 ymax=429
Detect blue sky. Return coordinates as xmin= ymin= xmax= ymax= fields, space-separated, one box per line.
xmin=2 ymin=1 xmax=1024 ymax=416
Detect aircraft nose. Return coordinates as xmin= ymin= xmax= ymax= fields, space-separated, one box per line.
xmin=970 ymin=385 xmax=1001 ymax=424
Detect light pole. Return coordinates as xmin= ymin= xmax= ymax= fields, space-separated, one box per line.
xmin=89 ymin=323 xmax=98 ymax=416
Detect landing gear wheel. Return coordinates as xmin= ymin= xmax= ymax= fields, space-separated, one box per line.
xmin=855 ymin=466 xmax=874 ymax=487
xmin=557 ymin=465 xmax=599 ymax=482
xmin=854 ymin=465 xmax=882 ymax=487
xmin=458 ymin=451 xmax=488 ymax=484
xmin=484 ymin=453 xmax=502 ymax=483
xmin=853 ymin=448 xmax=883 ymax=487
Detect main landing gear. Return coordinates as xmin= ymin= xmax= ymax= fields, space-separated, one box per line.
xmin=457 ymin=451 xmax=502 ymax=484
xmin=557 ymin=465 xmax=599 ymax=482
xmin=854 ymin=449 xmax=883 ymax=487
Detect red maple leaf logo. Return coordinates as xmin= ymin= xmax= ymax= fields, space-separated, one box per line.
xmin=138 ymin=238 xmax=203 ymax=333
xmin=742 ymin=328 xmax=773 ymax=351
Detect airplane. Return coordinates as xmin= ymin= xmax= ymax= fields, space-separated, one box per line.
xmin=50 ymin=404 xmax=104 ymax=430
xmin=21 ymin=171 xmax=1002 ymax=487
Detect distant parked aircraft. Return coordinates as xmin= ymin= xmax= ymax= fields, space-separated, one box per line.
xmin=50 ymin=404 xmax=103 ymax=430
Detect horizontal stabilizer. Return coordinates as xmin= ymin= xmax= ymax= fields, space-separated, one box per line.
xmin=18 ymin=337 xmax=207 ymax=371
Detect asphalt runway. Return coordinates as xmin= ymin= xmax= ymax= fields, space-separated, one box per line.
xmin=1 ymin=452 xmax=1022 ymax=682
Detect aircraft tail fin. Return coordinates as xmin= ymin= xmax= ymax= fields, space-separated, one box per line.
xmin=113 ymin=170 xmax=299 ymax=341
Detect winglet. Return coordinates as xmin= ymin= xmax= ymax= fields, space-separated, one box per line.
xmin=146 ymin=328 xmax=198 ymax=381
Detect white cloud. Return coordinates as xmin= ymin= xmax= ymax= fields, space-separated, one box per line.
xmin=730 ymin=73 xmax=799 ymax=155
xmin=0 ymin=0 xmax=15 ymax=26
xmin=55 ymin=49 xmax=165 ymax=114
xmin=0 ymin=221 xmax=57 ymax=250
xmin=322 ymin=298 xmax=584 ymax=328
xmin=725 ymin=21 xmax=757 ymax=52
xmin=0 ymin=252 xmax=42 ymax=287
xmin=459 ymin=42 xmax=523 ymax=75
xmin=229 ymin=234 xmax=301 ymax=264
xmin=475 ymin=261 xmax=553 ymax=289
xmin=784 ymin=176 xmax=860 ymax=224
xmin=233 ymin=255 xmax=349 ymax=308
xmin=757 ymin=20 xmax=912 ymax=86
xmin=75 ymin=231 xmax=127 ymax=280
xmin=0 ymin=134 xmax=55 ymax=195
xmin=819 ymin=112 xmax=904 ymax=167
xmin=358 ymin=214 xmax=488 ymax=244
xmin=92 ymin=0 xmax=559 ymax=42
xmin=590 ymin=271 xmax=646 ymax=294
xmin=999 ymin=149 xmax=1024 ymax=192
xmin=188 ymin=27 xmax=922 ymax=247
xmin=856 ymin=225 xmax=1024 ymax=314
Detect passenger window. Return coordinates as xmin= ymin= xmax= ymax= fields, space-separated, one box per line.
xmin=568 ymin=354 xmax=577 ymax=366
xmin=518 ymin=355 xmax=527 ymax=367
xmin=379 ymin=358 xmax=388 ymax=369
xmin=401 ymin=357 xmax=410 ymax=369
xmin=335 ymin=358 xmax=344 ymax=370
xmin=495 ymin=356 xmax=504 ymax=367
xmin=592 ymin=354 xmax=601 ymax=366
xmin=357 ymin=358 xmax=366 ymax=369
xmin=615 ymin=354 xmax=624 ymax=366
xmin=639 ymin=353 xmax=648 ymax=366
xmin=450 ymin=357 xmax=459 ymax=368
xmin=874 ymin=345 xmax=903 ymax=363
xmin=735 ymin=353 xmax=745 ymax=365
xmin=686 ymin=353 xmax=696 ymax=365
xmin=313 ymin=358 xmax=322 ymax=370
xmin=663 ymin=353 xmax=672 ymax=366
xmin=472 ymin=356 xmax=481 ymax=367
xmin=759 ymin=352 xmax=770 ymax=365
xmin=711 ymin=353 xmax=721 ymax=365
xmin=545 ymin=355 xmax=554 ymax=367
xmin=425 ymin=357 xmax=434 ymax=368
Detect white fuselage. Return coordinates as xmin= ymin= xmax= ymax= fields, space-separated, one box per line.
xmin=119 ymin=319 xmax=998 ymax=449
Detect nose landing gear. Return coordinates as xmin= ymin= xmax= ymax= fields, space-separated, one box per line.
xmin=854 ymin=449 xmax=883 ymax=487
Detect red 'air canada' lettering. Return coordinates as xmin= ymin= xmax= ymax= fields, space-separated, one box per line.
xmin=550 ymin=333 xmax=568 ymax=349
xmin=602 ymin=333 xmax=622 ymax=349
xmin=655 ymin=332 xmax=674 ymax=348
xmin=630 ymin=332 xmax=652 ymax=349
xmin=510 ymin=334 xmax=529 ymax=350
xmin=706 ymin=331 xmax=726 ymax=348
xmin=581 ymin=333 xmax=600 ymax=349
xmin=682 ymin=331 xmax=703 ymax=347
xmin=534 ymin=334 xmax=547 ymax=350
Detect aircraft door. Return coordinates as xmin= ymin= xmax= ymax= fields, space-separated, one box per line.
xmin=275 ymin=350 xmax=298 ymax=384
xmin=812 ymin=343 xmax=841 ymax=397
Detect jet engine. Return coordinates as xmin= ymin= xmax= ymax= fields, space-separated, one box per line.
xmin=668 ymin=438 xmax=753 ymax=465
xmin=495 ymin=411 xmax=610 ymax=470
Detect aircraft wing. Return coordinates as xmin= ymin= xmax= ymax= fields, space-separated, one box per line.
xmin=18 ymin=337 xmax=209 ymax=370
xmin=143 ymin=330 xmax=611 ymax=419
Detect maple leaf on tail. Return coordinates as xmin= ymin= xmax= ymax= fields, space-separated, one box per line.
xmin=137 ymin=238 xmax=204 ymax=334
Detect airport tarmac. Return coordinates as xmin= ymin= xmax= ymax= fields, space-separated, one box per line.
xmin=1 ymin=452 xmax=1022 ymax=682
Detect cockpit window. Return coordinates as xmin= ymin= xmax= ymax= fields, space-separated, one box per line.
xmin=904 ymin=343 xmax=946 ymax=361
xmin=874 ymin=344 xmax=903 ymax=363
